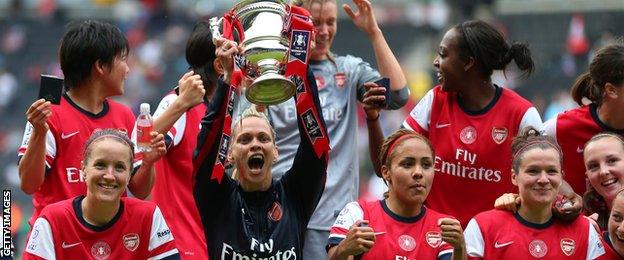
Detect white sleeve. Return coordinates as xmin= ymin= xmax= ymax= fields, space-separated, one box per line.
xmin=328 ymin=202 xmax=364 ymax=243
xmin=464 ymin=218 xmax=485 ymax=258
xmin=402 ymin=89 xmax=434 ymax=131
xmin=149 ymin=206 xmax=175 ymax=251
xmin=152 ymin=94 xmax=186 ymax=147
xmin=586 ymin=222 xmax=606 ymax=260
xmin=518 ymin=107 xmax=542 ymax=133
xmin=541 ymin=117 xmax=558 ymax=145
xmin=25 ymin=218 xmax=56 ymax=259
xmin=19 ymin=123 xmax=56 ymax=168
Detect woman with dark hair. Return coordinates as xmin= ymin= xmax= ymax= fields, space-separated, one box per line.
xmin=18 ymin=20 xmax=165 ymax=227
xmin=149 ymin=20 xmax=223 ymax=259
xmin=464 ymin=128 xmax=607 ymax=259
xmin=542 ymin=43 xmax=624 ymax=195
xmin=369 ymin=19 xmax=573 ymax=227
xmin=23 ymin=129 xmax=177 ymax=260
xmin=327 ymin=129 xmax=466 ymax=260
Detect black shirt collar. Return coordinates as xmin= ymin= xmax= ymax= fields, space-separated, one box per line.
xmin=457 ymin=84 xmax=502 ymax=115
xmin=513 ymin=212 xmax=554 ymax=229
xmin=381 ymin=199 xmax=426 ymax=223
xmin=63 ymin=93 xmax=110 ymax=118
xmin=72 ymin=195 xmax=124 ymax=232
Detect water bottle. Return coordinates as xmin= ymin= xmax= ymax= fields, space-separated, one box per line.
xmin=136 ymin=103 xmax=153 ymax=152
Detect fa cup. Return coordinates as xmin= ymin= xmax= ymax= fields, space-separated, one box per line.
xmin=210 ymin=0 xmax=296 ymax=105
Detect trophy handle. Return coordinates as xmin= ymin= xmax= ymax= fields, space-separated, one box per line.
xmin=209 ymin=17 xmax=223 ymax=45
xmin=209 ymin=13 xmax=246 ymax=44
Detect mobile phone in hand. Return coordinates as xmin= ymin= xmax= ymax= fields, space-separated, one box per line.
xmin=39 ymin=75 xmax=64 ymax=105
xmin=374 ymin=77 xmax=390 ymax=108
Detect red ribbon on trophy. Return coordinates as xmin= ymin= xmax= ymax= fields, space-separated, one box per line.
xmin=286 ymin=6 xmax=330 ymax=159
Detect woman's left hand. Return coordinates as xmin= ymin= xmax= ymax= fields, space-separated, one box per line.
xmin=553 ymin=193 xmax=582 ymax=222
xmin=343 ymin=0 xmax=380 ymax=37
xmin=439 ymin=218 xmax=465 ymax=249
xmin=142 ymin=131 xmax=166 ymax=164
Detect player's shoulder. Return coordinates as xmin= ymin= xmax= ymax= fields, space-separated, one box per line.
xmin=498 ymin=87 xmax=534 ymax=109
xmin=39 ymin=197 xmax=76 ymax=220
xmin=474 ymin=209 xmax=513 ymax=223
xmin=557 ymin=105 xmax=590 ymax=121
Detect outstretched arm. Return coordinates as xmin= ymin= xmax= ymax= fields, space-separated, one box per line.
xmin=344 ymin=0 xmax=408 ymax=108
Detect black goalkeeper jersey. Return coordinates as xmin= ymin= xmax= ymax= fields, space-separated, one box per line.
xmin=193 ymin=71 xmax=328 ymax=260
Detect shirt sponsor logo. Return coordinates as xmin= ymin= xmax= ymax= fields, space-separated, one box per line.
xmin=123 ymin=233 xmax=140 ymax=252
xmin=560 ymin=238 xmax=575 ymax=256
xmin=398 ymin=234 xmax=416 ymax=252
xmin=425 ymin=231 xmax=442 ymax=248
xmin=61 ymin=241 xmax=82 ymax=249
xmin=528 ymin=239 xmax=547 ymax=258
xmin=61 ymin=131 xmax=80 ymax=139
xmin=460 ymin=126 xmax=477 ymax=144
xmin=221 ymin=241 xmax=297 ymax=260
xmin=434 ymin=149 xmax=502 ymax=183
xmin=494 ymin=241 xmax=514 ymax=248
xmin=334 ymin=72 xmax=346 ymax=88
xmin=491 ymin=127 xmax=508 ymax=144
xmin=91 ymin=241 xmax=111 ymax=260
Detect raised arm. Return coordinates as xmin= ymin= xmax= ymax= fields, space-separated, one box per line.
xmin=193 ymin=38 xmax=240 ymax=223
xmin=344 ymin=0 xmax=408 ymax=108
xmin=18 ymin=99 xmax=52 ymax=194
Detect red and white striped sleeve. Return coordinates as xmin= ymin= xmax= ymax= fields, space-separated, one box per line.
xmin=18 ymin=122 xmax=56 ymax=169
xmin=147 ymin=206 xmax=179 ymax=259
xmin=23 ymin=218 xmax=56 ymax=260
xmin=328 ymin=202 xmax=364 ymax=247
xmin=402 ymin=89 xmax=434 ymax=135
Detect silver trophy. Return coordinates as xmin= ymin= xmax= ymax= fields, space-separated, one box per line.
xmin=210 ymin=0 xmax=296 ymax=105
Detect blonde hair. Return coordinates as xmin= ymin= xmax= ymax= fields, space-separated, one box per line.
xmin=232 ymin=106 xmax=276 ymax=141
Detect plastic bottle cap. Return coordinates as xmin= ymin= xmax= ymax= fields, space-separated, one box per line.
xmin=140 ymin=103 xmax=150 ymax=114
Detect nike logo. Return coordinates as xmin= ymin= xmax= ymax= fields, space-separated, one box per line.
xmin=435 ymin=123 xmax=451 ymax=129
xmin=62 ymin=241 xmax=82 ymax=249
xmin=576 ymin=146 xmax=584 ymax=153
xmin=61 ymin=131 xmax=79 ymax=139
xmin=494 ymin=241 xmax=514 ymax=248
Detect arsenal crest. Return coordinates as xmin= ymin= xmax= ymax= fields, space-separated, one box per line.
xmin=460 ymin=126 xmax=477 ymax=144
xmin=398 ymin=234 xmax=416 ymax=252
xmin=491 ymin=127 xmax=508 ymax=144
xmin=267 ymin=202 xmax=283 ymax=222
xmin=123 ymin=233 xmax=140 ymax=252
xmin=334 ymin=72 xmax=346 ymax=88
xmin=425 ymin=231 xmax=442 ymax=248
xmin=528 ymin=239 xmax=547 ymax=258
xmin=560 ymin=238 xmax=575 ymax=256
xmin=91 ymin=241 xmax=111 ymax=260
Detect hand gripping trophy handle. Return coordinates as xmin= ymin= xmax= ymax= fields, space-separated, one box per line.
xmin=209 ymin=1 xmax=296 ymax=105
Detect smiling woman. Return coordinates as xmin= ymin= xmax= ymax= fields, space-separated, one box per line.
xmin=23 ymin=129 xmax=179 ymax=260
xmin=464 ymin=127 xmax=607 ymax=259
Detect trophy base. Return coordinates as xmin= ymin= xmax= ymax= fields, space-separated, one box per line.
xmin=246 ymin=73 xmax=296 ymax=105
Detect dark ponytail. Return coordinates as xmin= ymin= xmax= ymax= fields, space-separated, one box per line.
xmin=455 ymin=20 xmax=534 ymax=78
xmin=570 ymin=72 xmax=598 ymax=106
xmin=570 ymin=43 xmax=624 ymax=106
xmin=505 ymin=42 xmax=535 ymax=76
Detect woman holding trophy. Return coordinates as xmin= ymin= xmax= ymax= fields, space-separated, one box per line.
xmin=192 ymin=3 xmax=330 ymax=257
xmin=239 ymin=0 xmax=411 ymax=258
